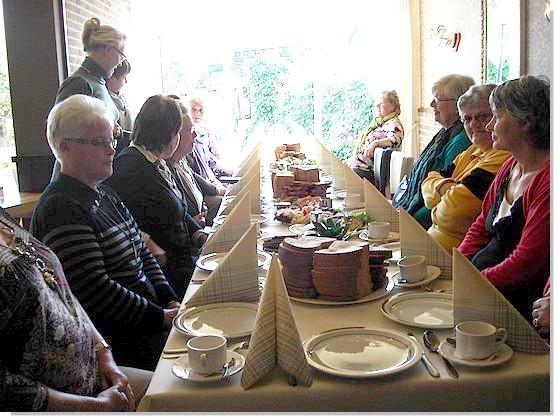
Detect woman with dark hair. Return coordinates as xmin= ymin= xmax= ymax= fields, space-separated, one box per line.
xmin=459 ymin=75 xmax=550 ymax=321
xmin=105 ymin=95 xmax=207 ymax=298
xmin=107 ymin=59 xmax=132 ymax=153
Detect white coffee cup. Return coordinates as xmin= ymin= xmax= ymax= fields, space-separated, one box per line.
xmin=397 ymin=255 xmax=427 ymax=283
xmin=367 ymin=221 xmax=390 ymax=239
xmin=455 ymin=321 xmax=507 ymax=360
xmin=187 ymin=335 xmax=227 ymax=375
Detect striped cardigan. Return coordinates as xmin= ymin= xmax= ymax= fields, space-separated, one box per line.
xmin=30 ymin=174 xmax=177 ymax=344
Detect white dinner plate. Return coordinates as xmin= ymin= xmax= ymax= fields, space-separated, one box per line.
xmin=303 ymin=327 xmax=421 ymax=378
xmin=381 ymin=292 xmax=454 ymax=329
xmin=288 ymin=223 xmax=314 ymax=236
xmin=173 ymin=302 xmax=258 ymax=339
xmin=290 ymin=278 xmax=395 ymax=306
xmin=438 ymin=340 xmax=513 ymax=368
xmin=391 ymin=266 xmax=442 ymax=289
xmin=213 ymin=213 xmax=271 ymax=226
xmin=196 ymin=251 xmax=272 ymax=272
xmin=358 ymin=230 xmax=400 ymax=244
xmin=172 ymin=350 xmax=245 ymax=383
xmin=333 ymin=190 xmax=347 ymax=198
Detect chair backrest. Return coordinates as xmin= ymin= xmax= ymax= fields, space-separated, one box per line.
xmin=389 ymin=151 xmax=414 ymax=199
xmin=373 ymin=147 xmax=393 ymax=196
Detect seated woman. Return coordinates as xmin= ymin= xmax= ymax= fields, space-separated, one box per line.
xmin=421 ymin=84 xmax=511 ymax=251
xmin=105 ymin=95 xmax=208 ymax=298
xmin=458 ymin=75 xmax=550 ymax=321
xmin=347 ymin=90 xmax=404 ymax=183
xmin=1 ymin=208 xmax=151 ymax=411
xmin=189 ymin=96 xmax=232 ymax=182
xmin=167 ymin=96 xmax=223 ymax=226
xmin=31 ymin=95 xmax=180 ymax=371
xmin=107 ymin=58 xmax=132 ymax=153
xmin=392 ymin=74 xmax=475 ymax=229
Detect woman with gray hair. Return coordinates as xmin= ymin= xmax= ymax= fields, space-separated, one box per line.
xmin=421 ymin=84 xmax=511 ymax=251
xmin=392 ymin=74 xmax=475 ymax=229
xmin=459 ymin=75 xmax=550 ymax=322
xmin=347 ymin=90 xmax=404 ymax=183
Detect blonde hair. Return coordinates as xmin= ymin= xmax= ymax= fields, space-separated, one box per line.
xmin=381 ymin=90 xmax=401 ymax=115
xmin=432 ymin=74 xmax=475 ymax=100
xmin=82 ymin=17 xmax=126 ymax=52
xmin=188 ymin=96 xmax=205 ymax=110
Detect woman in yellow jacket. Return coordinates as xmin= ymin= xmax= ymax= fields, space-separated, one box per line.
xmin=422 ymin=84 xmax=511 ymax=252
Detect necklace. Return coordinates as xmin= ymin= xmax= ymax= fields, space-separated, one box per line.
xmin=0 ymin=218 xmax=79 ymax=318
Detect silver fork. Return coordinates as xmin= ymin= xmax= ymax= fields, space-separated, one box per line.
xmin=221 ymin=357 xmax=236 ymax=378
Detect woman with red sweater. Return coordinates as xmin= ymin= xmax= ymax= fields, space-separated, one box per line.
xmin=458 ymin=75 xmax=550 ymax=321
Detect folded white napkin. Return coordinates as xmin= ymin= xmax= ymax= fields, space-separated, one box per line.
xmin=343 ymin=164 xmax=365 ymax=204
xmin=186 ymin=224 xmax=260 ymax=309
xmin=224 ymin=172 xmax=261 ymax=215
xmin=363 ymin=178 xmax=400 ymax=232
xmin=235 ymin=158 xmax=260 ymax=181
xmin=241 ymin=255 xmax=313 ymax=389
xmin=399 ymin=208 xmax=451 ymax=280
xmin=330 ymin=153 xmax=346 ymax=191
xmin=234 ymin=143 xmax=260 ymax=176
xmin=201 ymin=191 xmax=251 ymax=256
xmin=452 ymin=249 xmax=549 ymax=354
xmin=316 ymin=140 xmax=332 ymax=176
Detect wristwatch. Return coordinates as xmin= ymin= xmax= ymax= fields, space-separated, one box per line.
xmin=94 ymin=338 xmax=111 ymax=353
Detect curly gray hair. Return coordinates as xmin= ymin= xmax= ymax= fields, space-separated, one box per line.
xmin=457 ymin=84 xmax=497 ymax=118
xmin=489 ymin=75 xmax=550 ymax=150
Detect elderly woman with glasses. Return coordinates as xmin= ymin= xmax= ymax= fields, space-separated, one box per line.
xmin=106 ymin=95 xmax=208 ymax=298
xmin=392 ymin=74 xmax=474 ymax=229
xmin=459 ymin=75 xmax=550 ymax=321
xmin=51 ymin=18 xmax=127 ymax=179
xmin=420 ymin=84 xmax=511 ymax=252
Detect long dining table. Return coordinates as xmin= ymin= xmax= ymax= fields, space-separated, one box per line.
xmin=137 ymin=162 xmax=549 ymax=413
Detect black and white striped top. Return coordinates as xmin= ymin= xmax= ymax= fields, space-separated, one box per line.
xmin=30 ymin=174 xmax=177 ymax=338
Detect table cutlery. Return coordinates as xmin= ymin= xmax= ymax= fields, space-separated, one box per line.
xmin=407 ymin=333 xmax=439 ymax=378
xmin=164 ymin=347 xmax=188 ymax=355
xmin=423 ymin=330 xmax=459 ymax=379
xmin=423 ymin=286 xmax=452 ymax=293
xmin=221 ymin=357 xmax=235 ymax=378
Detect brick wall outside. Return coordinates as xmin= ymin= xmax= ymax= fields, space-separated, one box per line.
xmin=418 ymin=107 xmax=439 ymax=153
xmin=63 ymin=0 xmax=131 ymax=75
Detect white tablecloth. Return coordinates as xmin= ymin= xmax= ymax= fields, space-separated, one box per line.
xmin=138 ymin=220 xmax=549 ymax=412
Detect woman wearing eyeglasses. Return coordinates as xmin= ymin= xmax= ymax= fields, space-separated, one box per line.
xmin=392 ymin=74 xmax=474 ymax=229
xmin=421 ymin=84 xmax=510 ymax=251
xmin=51 ymin=18 xmax=127 ymax=179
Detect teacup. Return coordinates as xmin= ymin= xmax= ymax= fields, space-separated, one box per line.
xmin=187 ymin=335 xmax=227 ymax=375
xmin=397 ymin=255 xmax=427 ymax=283
xmin=455 ymin=321 xmax=507 ymax=360
xmin=367 ymin=221 xmax=390 ymax=239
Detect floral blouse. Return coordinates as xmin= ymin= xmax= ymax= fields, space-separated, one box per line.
xmin=0 ymin=212 xmax=99 ymax=411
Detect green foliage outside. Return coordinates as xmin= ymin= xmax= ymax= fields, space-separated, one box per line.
xmin=244 ymin=57 xmax=375 ymax=162
xmin=486 ymin=58 xmax=509 ymax=84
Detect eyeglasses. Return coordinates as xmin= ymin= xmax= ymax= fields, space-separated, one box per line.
xmin=432 ymin=97 xmax=456 ymax=103
xmin=112 ymin=46 xmax=126 ymax=61
xmin=462 ymin=112 xmax=493 ymax=126
xmin=65 ymin=137 xmax=117 ymax=149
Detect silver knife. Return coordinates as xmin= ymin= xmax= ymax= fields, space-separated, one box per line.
xmin=407 ymin=333 xmax=440 ymax=378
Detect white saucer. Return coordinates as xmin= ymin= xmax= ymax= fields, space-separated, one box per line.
xmin=172 ymin=350 xmax=245 ymax=383
xmin=358 ymin=230 xmax=400 ymax=244
xmin=391 ymin=266 xmax=442 ymax=288
xmin=438 ymin=341 xmax=513 ymax=367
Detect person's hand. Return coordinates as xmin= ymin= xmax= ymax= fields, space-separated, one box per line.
xmin=217 ymin=186 xmax=227 ymax=196
xmin=532 ymin=295 xmax=550 ymax=338
xmin=163 ymin=307 xmax=179 ymax=327
xmin=167 ymin=300 xmax=181 ymax=309
xmin=437 ymin=180 xmax=458 ymax=196
xmin=197 ymin=232 xmax=208 ymax=246
xmin=113 ymin=123 xmax=123 ymax=140
xmin=363 ymin=144 xmax=376 ymax=159
xmin=193 ymin=212 xmax=206 ymax=226
xmin=96 ymin=384 xmax=132 ymax=412
xmin=96 ymin=348 xmax=135 ymax=411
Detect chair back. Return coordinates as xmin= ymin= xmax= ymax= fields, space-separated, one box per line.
xmin=389 ymin=151 xmax=414 ymax=199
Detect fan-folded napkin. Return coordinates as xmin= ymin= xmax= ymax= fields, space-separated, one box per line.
xmin=330 ymin=153 xmax=346 ymax=191
xmin=363 ymin=178 xmax=400 ymax=232
xmin=186 ymin=224 xmax=260 ymax=308
xmin=452 ymin=249 xmax=549 ymax=354
xmin=234 ymin=143 xmax=260 ymax=176
xmin=343 ymin=164 xmax=365 ymax=204
xmin=399 ymin=208 xmax=451 ymax=280
xmin=241 ymin=255 xmax=313 ymax=389
xmin=201 ymin=191 xmax=251 ymax=256
xmin=224 ymin=172 xmax=260 ymax=214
